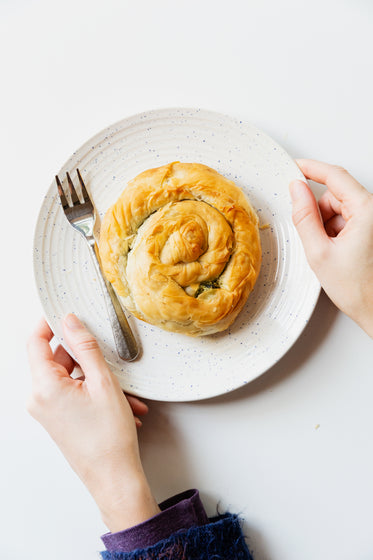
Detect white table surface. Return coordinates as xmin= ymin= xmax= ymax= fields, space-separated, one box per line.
xmin=1 ymin=1 xmax=372 ymax=559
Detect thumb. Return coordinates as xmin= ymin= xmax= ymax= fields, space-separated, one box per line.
xmin=63 ymin=314 xmax=111 ymax=383
xmin=289 ymin=180 xmax=330 ymax=268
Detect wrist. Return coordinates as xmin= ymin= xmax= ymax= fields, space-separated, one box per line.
xmin=347 ymin=290 xmax=373 ymax=339
xmin=355 ymin=309 xmax=373 ymax=339
xmin=95 ymin=470 xmax=160 ymax=533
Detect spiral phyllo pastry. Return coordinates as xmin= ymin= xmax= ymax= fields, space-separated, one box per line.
xmin=99 ymin=162 xmax=261 ymax=336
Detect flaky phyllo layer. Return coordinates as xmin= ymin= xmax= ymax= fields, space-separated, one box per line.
xmin=99 ymin=163 xmax=261 ymax=336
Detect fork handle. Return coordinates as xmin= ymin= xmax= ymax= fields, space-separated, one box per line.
xmin=88 ymin=242 xmax=139 ymax=361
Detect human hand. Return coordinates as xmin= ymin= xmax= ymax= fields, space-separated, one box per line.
xmin=27 ymin=314 xmax=160 ymax=532
xmin=290 ymin=159 xmax=373 ymax=338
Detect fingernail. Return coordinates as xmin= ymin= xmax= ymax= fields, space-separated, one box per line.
xmin=289 ymin=180 xmax=306 ymax=201
xmin=135 ymin=418 xmax=143 ymax=428
xmin=64 ymin=313 xmax=83 ymax=330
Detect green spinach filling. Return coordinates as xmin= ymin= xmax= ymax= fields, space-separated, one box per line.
xmin=194 ymin=279 xmax=220 ymax=298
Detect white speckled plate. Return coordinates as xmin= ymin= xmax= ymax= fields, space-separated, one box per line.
xmin=34 ymin=108 xmax=320 ymax=401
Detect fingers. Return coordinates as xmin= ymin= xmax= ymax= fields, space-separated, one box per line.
xmin=126 ymin=395 xmax=149 ymax=417
xmin=289 ymin=180 xmax=330 ymax=267
xmin=324 ymin=214 xmax=346 ymax=237
xmin=27 ymin=319 xmax=55 ymax=381
xmin=296 ymin=159 xmax=368 ymax=203
xmin=126 ymin=395 xmax=149 ymax=428
xmin=318 ymin=190 xmax=342 ymax=223
xmin=318 ymin=190 xmax=346 ymax=236
xmin=53 ymin=345 xmax=76 ymax=375
xmin=27 ymin=319 xmax=72 ymax=410
xmin=62 ymin=314 xmax=111 ymax=385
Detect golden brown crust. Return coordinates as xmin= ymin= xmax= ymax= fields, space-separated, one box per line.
xmin=99 ymin=162 xmax=261 ymax=336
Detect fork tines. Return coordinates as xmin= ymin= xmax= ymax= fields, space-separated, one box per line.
xmin=55 ymin=174 xmax=69 ymax=209
xmin=66 ymin=171 xmax=80 ymax=205
xmin=56 ymin=169 xmax=91 ymax=209
xmin=76 ymin=168 xmax=91 ymax=204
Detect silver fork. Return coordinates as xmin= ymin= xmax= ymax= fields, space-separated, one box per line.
xmin=56 ymin=169 xmax=139 ymax=361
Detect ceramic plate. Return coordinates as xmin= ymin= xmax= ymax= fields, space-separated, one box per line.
xmin=33 ymin=108 xmax=320 ymax=401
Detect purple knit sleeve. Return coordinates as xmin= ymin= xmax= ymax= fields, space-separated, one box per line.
xmin=101 ymin=489 xmax=209 ymax=553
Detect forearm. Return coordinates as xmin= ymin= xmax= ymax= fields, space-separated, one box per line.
xmin=99 ymin=475 xmax=160 ymax=533
xmin=86 ymin=465 xmax=160 ymax=533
